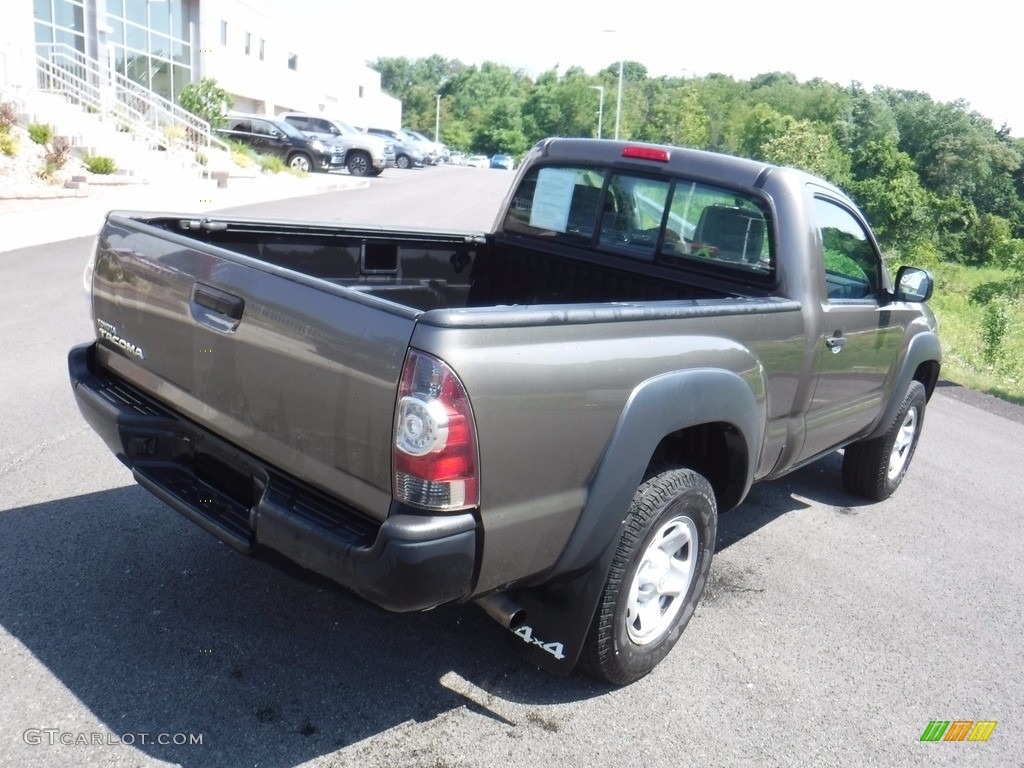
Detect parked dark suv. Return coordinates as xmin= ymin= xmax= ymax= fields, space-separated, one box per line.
xmin=216 ymin=114 xmax=345 ymax=173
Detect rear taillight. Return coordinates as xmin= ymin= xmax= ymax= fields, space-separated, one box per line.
xmin=393 ymin=350 xmax=478 ymax=511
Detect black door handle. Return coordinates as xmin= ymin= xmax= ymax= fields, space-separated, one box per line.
xmin=193 ymin=284 xmax=244 ymax=320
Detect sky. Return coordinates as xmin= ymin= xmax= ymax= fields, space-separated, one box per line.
xmin=296 ymin=0 xmax=1020 ymax=136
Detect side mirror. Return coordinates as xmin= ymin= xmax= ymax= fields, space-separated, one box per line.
xmin=270 ymin=129 xmax=283 ymax=139
xmin=894 ymin=266 xmax=934 ymax=303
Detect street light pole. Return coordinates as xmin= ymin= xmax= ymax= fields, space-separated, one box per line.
xmin=603 ymin=29 xmax=624 ymax=140
xmin=614 ymin=59 xmax=623 ymax=140
xmin=589 ymin=85 xmax=604 ymax=139
xmin=434 ymin=94 xmax=441 ymax=142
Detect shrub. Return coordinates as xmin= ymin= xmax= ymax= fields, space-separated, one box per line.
xmin=28 ymin=122 xmax=53 ymax=145
xmin=0 ymin=132 xmax=17 ymax=157
xmin=45 ymin=136 xmax=71 ymax=169
xmin=195 ymin=150 xmax=208 ymax=166
xmin=258 ymin=154 xmax=285 ymax=174
xmin=178 ymin=78 xmax=233 ymax=130
xmin=84 ymin=155 xmax=118 ymax=174
xmin=0 ymin=100 xmax=17 ymax=131
xmin=981 ymin=297 xmax=1011 ymax=366
xmin=164 ymin=125 xmax=187 ymax=144
xmin=37 ymin=161 xmax=62 ymax=183
xmin=225 ymin=139 xmax=256 ymax=168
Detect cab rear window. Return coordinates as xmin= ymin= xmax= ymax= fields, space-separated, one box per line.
xmin=504 ymin=165 xmax=774 ymax=283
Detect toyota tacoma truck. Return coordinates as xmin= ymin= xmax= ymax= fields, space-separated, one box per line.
xmin=69 ymin=138 xmax=941 ymax=684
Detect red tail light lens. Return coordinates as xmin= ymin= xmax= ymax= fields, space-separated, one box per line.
xmin=622 ymin=146 xmax=670 ymax=162
xmin=393 ymin=350 xmax=478 ymax=511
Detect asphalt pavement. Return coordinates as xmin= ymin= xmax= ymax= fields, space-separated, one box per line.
xmin=0 ymin=169 xmax=365 ymax=253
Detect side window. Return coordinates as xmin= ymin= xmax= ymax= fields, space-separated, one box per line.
xmin=250 ymin=120 xmax=274 ymax=136
xmin=229 ymin=118 xmax=251 ymax=132
xmin=813 ymin=197 xmax=882 ymax=300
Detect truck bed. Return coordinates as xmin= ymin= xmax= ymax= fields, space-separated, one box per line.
xmin=141 ymin=215 xmax=730 ymax=311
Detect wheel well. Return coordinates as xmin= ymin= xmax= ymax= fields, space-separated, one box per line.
xmin=914 ymin=360 xmax=940 ymax=400
xmin=645 ymin=422 xmax=748 ymax=511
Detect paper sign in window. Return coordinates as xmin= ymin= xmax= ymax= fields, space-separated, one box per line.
xmin=529 ymin=168 xmax=577 ymax=232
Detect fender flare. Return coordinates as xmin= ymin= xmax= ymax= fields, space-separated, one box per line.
xmin=509 ymin=368 xmax=765 ymax=674
xmin=865 ymin=331 xmax=941 ymax=441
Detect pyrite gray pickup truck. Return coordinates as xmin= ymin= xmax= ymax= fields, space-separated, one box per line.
xmin=69 ymin=138 xmax=941 ymax=684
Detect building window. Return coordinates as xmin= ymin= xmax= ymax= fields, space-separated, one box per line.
xmin=220 ymin=19 xmax=227 ymax=45
xmin=259 ymin=38 xmax=265 ymax=61
xmin=100 ymin=0 xmax=194 ymax=101
xmin=287 ymin=52 xmax=298 ymax=71
xmin=244 ymin=31 xmax=251 ymax=55
xmin=33 ymin=0 xmax=87 ymax=55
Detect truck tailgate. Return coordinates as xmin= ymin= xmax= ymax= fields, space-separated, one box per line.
xmin=87 ymin=213 xmax=417 ymax=522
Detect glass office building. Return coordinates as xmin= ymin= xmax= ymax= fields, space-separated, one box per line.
xmin=33 ymin=0 xmax=194 ymax=102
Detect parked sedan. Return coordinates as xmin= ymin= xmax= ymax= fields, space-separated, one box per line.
xmin=216 ymin=114 xmax=345 ymax=173
xmin=489 ymin=154 xmax=514 ymax=170
xmin=389 ymin=140 xmax=427 ymax=169
xmin=466 ymin=155 xmax=489 ymax=168
xmin=365 ymin=128 xmax=427 ymax=169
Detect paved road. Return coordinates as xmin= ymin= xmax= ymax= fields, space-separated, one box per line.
xmin=1 ymin=166 xmax=1022 ymax=768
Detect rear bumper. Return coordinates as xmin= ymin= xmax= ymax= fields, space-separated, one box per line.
xmin=68 ymin=342 xmax=477 ymax=611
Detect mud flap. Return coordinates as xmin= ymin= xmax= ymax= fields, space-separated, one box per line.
xmin=503 ymin=557 xmax=615 ymax=676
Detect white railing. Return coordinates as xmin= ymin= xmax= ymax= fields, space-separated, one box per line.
xmin=35 ymin=52 xmax=165 ymax=149
xmin=34 ymin=43 xmax=227 ymax=153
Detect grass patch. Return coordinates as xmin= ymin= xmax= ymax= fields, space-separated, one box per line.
xmin=258 ymin=154 xmax=286 ymax=174
xmin=929 ymin=262 xmax=1023 ymax=403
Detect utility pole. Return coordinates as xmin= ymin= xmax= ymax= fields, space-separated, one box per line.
xmin=589 ymin=85 xmax=604 ymax=139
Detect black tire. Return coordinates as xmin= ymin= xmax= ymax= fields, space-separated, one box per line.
xmin=346 ymin=150 xmax=372 ymax=177
xmin=842 ymin=380 xmax=927 ymax=501
xmin=368 ymin=167 xmax=384 ymax=177
xmin=287 ymin=152 xmax=313 ymax=173
xmin=395 ymin=154 xmax=411 ymax=170
xmin=583 ymin=469 xmax=717 ymax=686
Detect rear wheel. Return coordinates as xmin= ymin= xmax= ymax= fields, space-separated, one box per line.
xmin=583 ymin=468 xmax=717 ymax=685
xmin=842 ymin=380 xmax=927 ymax=501
xmin=346 ymin=151 xmax=372 ymax=177
xmin=288 ymin=152 xmax=313 ymax=173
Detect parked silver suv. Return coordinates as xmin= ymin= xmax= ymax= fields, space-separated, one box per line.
xmin=279 ymin=113 xmax=391 ymax=176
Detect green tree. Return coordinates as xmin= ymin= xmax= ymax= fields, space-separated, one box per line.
xmin=847 ymin=136 xmax=932 ymax=248
xmin=759 ymin=119 xmax=851 ymax=186
xmin=178 ymin=78 xmax=233 ymax=130
xmin=738 ymin=103 xmax=790 ymax=159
